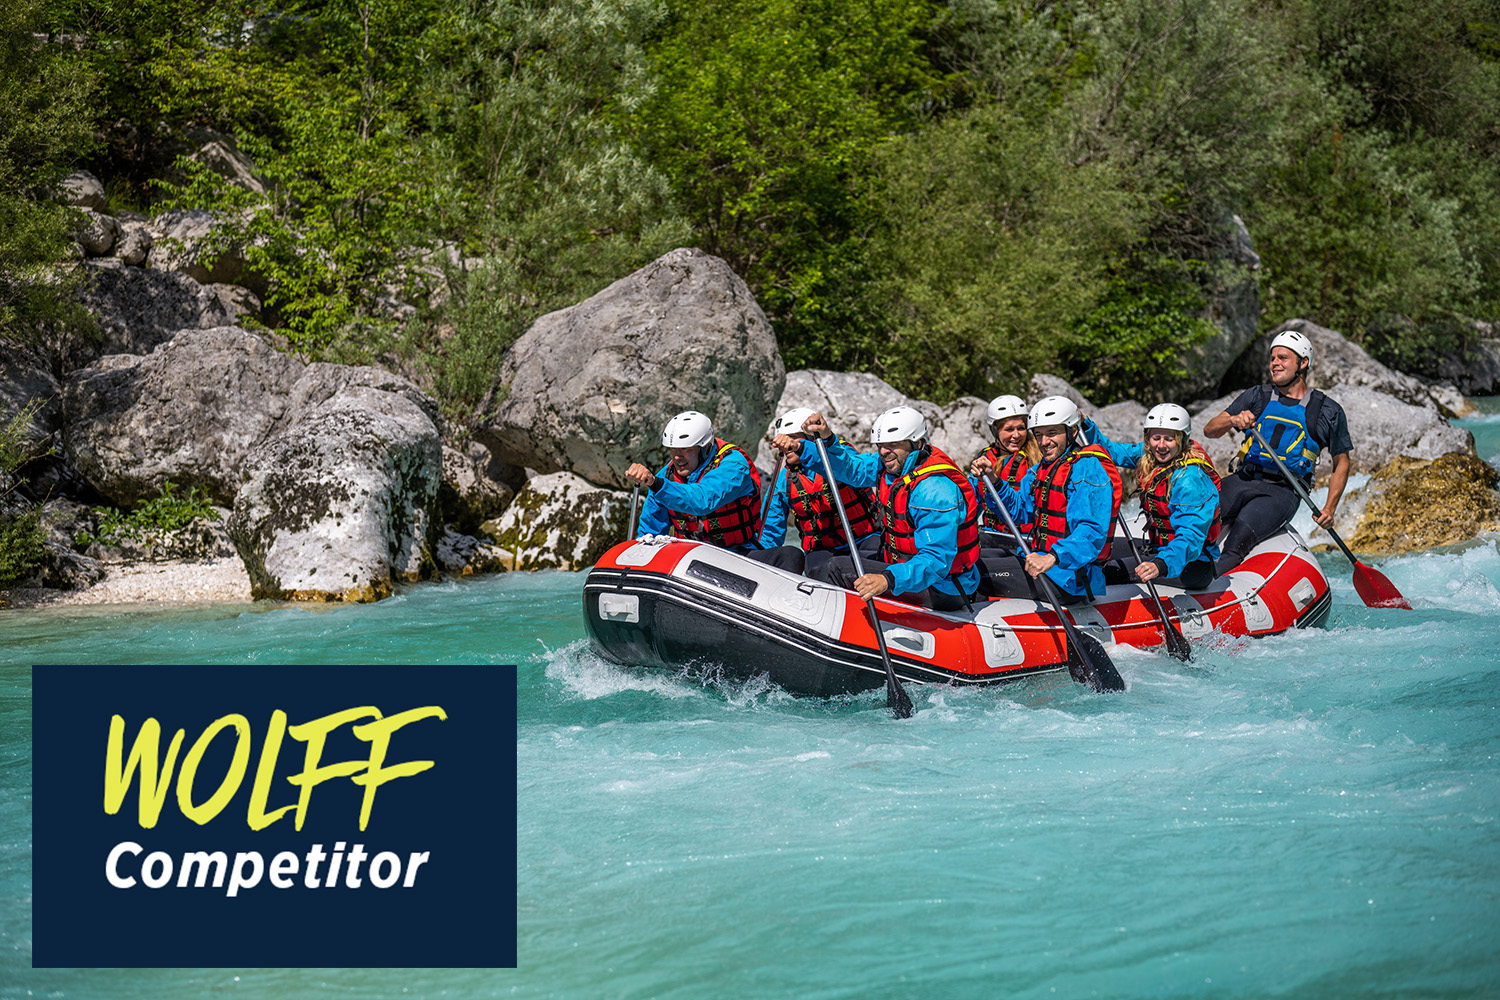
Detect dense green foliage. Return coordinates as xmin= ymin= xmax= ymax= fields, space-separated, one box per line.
xmin=0 ymin=406 xmax=47 ymax=586
xmin=15 ymin=0 xmax=1500 ymax=413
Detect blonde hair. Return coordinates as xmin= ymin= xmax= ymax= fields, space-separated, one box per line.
xmin=992 ymin=418 xmax=1042 ymax=468
xmin=1135 ymin=430 xmax=1187 ymax=487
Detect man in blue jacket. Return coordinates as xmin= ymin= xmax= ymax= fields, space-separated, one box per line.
xmin=792 ymin=407 xmax=981 ymax=612
xmin=982 ymin=396 xmax=1121 ymax=604
xmin=625 ymin=411 xmax=763 ymax=553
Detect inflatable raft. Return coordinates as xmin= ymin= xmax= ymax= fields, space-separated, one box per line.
xmin=583 ymin=524 xmax=1333 ymax=696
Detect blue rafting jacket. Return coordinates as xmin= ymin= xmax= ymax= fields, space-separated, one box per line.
xmin=994 ymin=445 xmax=1114 ymax=599
xmin=798 ymin=437 xmax=981 ymax=598
xmin=1082 ymin=418 xmax=1220 ymax=578
xmin=635 ymin=445 xmax=758 ymax=546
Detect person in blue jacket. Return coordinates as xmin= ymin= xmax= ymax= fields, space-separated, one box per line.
xmin=792 ymin=407 xmax=982 ymax=613
xmin=1081 ymin=403 xmax=1221 ymax=591
xmin=748 ymin=407 xmax=883 ymax=573
xmin=625 ymin=411 xmax=763 ymax=553
xmin=979 ymin=396 xmax=1121 ymax=604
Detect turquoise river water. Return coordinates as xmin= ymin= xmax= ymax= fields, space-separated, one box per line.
xmin=4 ymin=405 xmax=1500 ymax=998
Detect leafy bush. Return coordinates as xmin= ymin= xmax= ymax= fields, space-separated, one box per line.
xmin=0 ymin=403 xmax=47 ymax=586
xmin=76 ymin=483 xmax=221 ymax=549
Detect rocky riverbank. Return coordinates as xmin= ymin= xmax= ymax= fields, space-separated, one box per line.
xmin=4 ymin=170 xmax=1497 ymax=609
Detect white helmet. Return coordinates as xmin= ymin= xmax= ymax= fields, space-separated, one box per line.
xmin=1270 ymin=330 xmax=1313 ymax=362
xmin=772 ymin=407 xmax=817 ymax=437
xmin=661 ymin=410 xmax=715 ymax=449
xmin=870 ymin=405 xmax=928 ymax=444
xmin=986 ymin=394 xmax=1028 ymax=424
xmin=1028 ymin=395 xmax=1080 ymax=431
xmin=1143 ymin=403 xmax=1191 ymax=433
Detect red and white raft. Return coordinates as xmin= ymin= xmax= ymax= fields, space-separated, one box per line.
xmin=583 ymin=524 xmax=1333 ymax=696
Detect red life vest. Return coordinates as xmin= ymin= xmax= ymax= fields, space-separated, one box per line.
xmin=877 ymin=445 xmax=980 ymax=576
xmin=1141 ymin=441 xmax=1223 ymax=549
xmin=1029 ymin=444 xmax=1123 ymax=563
xmin=979 ymin=444 xmax=1032 ymax=533
xmin=665 ymin=439 xmax=763 ymax=549
xmin=786 ymin=468 xmax=880 ymax=552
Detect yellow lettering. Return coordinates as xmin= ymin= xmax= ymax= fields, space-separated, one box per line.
xmin=176 ymin=714 xmax=251 ymax=826
xmin=104 ymin=716 xmax=184 ymax=829
xmin=351 ymin=707 xmax=447 ymax=830
xmin=247 ymin=710 xmax=297 ymax=831
xmin=286 ymin=707 xmax=380 ymax=830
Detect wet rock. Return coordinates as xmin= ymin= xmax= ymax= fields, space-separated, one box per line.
xmin=435 ymin=528 xmax=508 ymax=576
xmin=228 ymin=385 xmax=443 ymax=602
xmin=76 ymin=208 xmax=121 ymax=257
xmin=439 ymin=442 xmax=514 ymax=535
xmin=477 ymin=247 xmax=785 ymax=490
xmin=56 ymin=170 xmax=107 ymax=211
xmin=62 ymin=327 xmax=305 ymax=506
xmin=481 ymin=472 xmax=629 ymax=571
xmin=1328 ymin=454 xmax=1500 ymax=556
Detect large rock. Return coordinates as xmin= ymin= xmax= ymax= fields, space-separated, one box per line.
xmin=759 ymin=370 xmax=994 ymax=471
xmin=477 ymin=248 xmax=785 ymax=489
xmin=228 ymin=386 xmax=443 ymax=601
xmin=76 ymin=208 xmax=121 ymax=257
xmin=439 ymin=442 xmax=514 ymax=535
xmin=1226 ymin=318 xmax=1464 ymax=414
xmin=56 ymin=170 xmax=107 ymax=211
xmin=184 ymin=129 xmax=268 ymax=196
xmin=1027 ymin=373 xmax=1095 ymax=411
xmin=1316 ymin=454 xmax=1500 ymax=556
xmin=148 ymin=209 xmax=258 ymax=290
xmin=61 ymin=261 xmax=232 ymax=372
xmin=113 ymin=222 xmax=152 ymax=267
xmin=1178 ymin=213 xmax=1263 ymax=398
xmin=480 ymin=472 xmax=629 ymax=571
xmin=61 ymin=327 xmax=305 ymax=506
xmin=1189 ymin=384 xmax=1474 ymax=480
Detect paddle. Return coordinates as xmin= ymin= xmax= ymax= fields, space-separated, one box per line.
xmin=628 ymin=484 xmax=640 ymax=541
xmin=1247 ymin=427 xmax=1412 ymax=610
xmin=812 ymin=434 xmax=915 ymax=719
xmin=1078 ymin=427 xmax=1191 ymax=661
xmin=758 ymin=451 xmax=785 ymax=530
xmin=981 ymin=473 xmax=1126 ymax=693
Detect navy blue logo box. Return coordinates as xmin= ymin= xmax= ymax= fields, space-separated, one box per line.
xmin=32 ymin=664 xmax=517 ymax=969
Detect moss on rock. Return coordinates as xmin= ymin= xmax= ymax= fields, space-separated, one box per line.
xmin=1344 ymin=453 xmax=1500 ymax=556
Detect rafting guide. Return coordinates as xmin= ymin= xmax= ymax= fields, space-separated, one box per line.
xmin=101 ymin=703 xmax=445 ymax=897
xmin=32 ymin=664 xmax=516 ymax=968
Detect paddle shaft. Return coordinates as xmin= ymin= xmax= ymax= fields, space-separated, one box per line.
xmin=628 ymin=484 xmax=639 ymax=541
xmin=981 ymin=473 xmax=1117 ymax=682
xmin=812 ymin=434 xmax=913 ymax=718
xmin=1078 ymin=427 xmax=1190 ymax=660
xmin=758 ymin=452 xmax=784 ymax=530
xmin=1247 ymin=427 xmax=1362 ymax=564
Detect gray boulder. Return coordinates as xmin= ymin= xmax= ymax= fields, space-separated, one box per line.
xmin=1027 ymin=373 xmax=1095 ymax=411
xmin=204 ymin=283 xmax=261 ymax=325
xmin=148 ymin=209 xmax=257 ymax=290
xmin=435 ymin=528 xmax=508 ymax=576
xmin=439 ymin=442 xmax=514 ymax=535
xmin=76 ymin=209 xmax=121 ymax=257
xmin=1091 ymin=401 xmax=1148 ymax=445
xmin=1178 ymin=213 xmax=1263 ymax=398
xmin=61 ymin=327 xmax=305 ymax=506
xmin=229 ymin=386 xmax=443 ymax=602
xmin=1227 ymin=318 xmax=1463 ymax=414
xmin=62 ymin=261 xmax=232 ymax=372
xmin=0 ymin=350 xmax=62 ymax=455
xmin=57 ymin=170 xmax=107 ymax=211
xmin=480 ymin=471 xmax=629 ymax=571
xmin=758 ymin=370 xmax=993 ymax=471
xmin=1189 ymin=384 xmax=1473 ymax=479
xmin=114 ymin=223 xmax=152 ymax=266
xmin=184 ymin=130 xmax=268 ymax=196
xmin=477 ymin=248 xmax=785 ymax=489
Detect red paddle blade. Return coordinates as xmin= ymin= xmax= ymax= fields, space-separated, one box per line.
xmin=1352 ymin=560 xmax=1412 ymax=610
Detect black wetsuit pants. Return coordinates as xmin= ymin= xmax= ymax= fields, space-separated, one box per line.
xmin=1215 ymin=470 xmax=1300 ymax=574
xmin=1104 ymin=551 xmax=1217 ymax=591
xmin=745 ymin=534 xmax=882 ymax=576
xmin=974 ymin=549 xmax=1090 ymax=605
